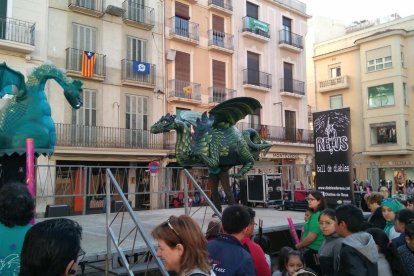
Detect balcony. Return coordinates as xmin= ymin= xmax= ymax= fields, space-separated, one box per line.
xmin=208 ymin=87 xmax=236 ymax=104
xmin=0 ymin=18 xmax=35 ymax=53
xmin=55 ymin=123 xmax=174 ymax=150
xmin=242 ymin=68 xmax=272 ymax=92
xmin=318 ymin=75 xmax=349 ymax=93
xmin=122 ymin=1 xmax=154 ymax=30
xmin=121 ymin=59 xmax=156 ymax=88
xmin=68 ymin=0 xmax=104 ymax=17
xmin=278 ymin=30 xmax=303 ymax=52
xmin=207 ymin=0 xmax=233 ymax=15
xmin=279 ymin=78 xmax=305 ymax=98
xmin=208 ymin=30 xmax=234 ymax=54
xmin=169 ymin=16 xmax=199 ymax=45
xmin=237 ymin=122 xmax=313 ymax=144
xmin=242 ymin=16 xmax=270 ymax=42
xmin=168 ymin=79 xmax=201 ymax=103
xmin=66 ymin=48 xmax=106 ymax=81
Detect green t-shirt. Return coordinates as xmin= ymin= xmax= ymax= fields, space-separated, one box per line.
xmin=303 ymin=211 xmax=324 ymax=251
xmin=0 ymin=223 xmax=32 ymax=276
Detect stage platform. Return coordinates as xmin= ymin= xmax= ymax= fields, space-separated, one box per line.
xmin=37 ymin=206 xmax=306 ymax=264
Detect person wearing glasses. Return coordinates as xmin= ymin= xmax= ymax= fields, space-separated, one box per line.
xmin=0 ymin=182 xmax=34 ymax=275
xmin=295 ymin=191 xmax=326 ymax=274
xmin=20 ymin=218 xmax=84 ymax=276
xmin=317 ymin=208 xmax=343 ymax=276
xmin=152 ymin=215 xmax=211 ymax=275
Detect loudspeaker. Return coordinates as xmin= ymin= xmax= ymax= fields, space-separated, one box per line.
xmin=166 ymin=49 xmax=176 ymax=61
xmin=45 ymin=204 xmax=70 ymax=217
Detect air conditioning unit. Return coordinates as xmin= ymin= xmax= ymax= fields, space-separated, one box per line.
xmin=166 ymin=49 xmax=176 ymax=61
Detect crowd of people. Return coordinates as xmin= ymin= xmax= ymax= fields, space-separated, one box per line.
xmin=2 ymin=180 xmax=414 ymax=276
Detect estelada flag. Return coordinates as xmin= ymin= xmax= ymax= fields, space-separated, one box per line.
xmin=82 ymin=51 xmax=96 ymax=77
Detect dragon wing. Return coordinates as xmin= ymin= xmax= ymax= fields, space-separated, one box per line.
xmin=177 ymin=110 xmax=202 ymax=127
xmin=209 ymin=97 xmax=262 ymax=127
xmin=0 ymin=63 xmax=26 ymax=98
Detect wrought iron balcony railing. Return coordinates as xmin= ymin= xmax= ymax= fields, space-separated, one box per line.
xmin=121 ymin=59 xmax=156 ymax=86
xmin=208 ymin=0 xmax=233 ymax=11
xmin=66 ymin=48 xmax=106 ymax=77
xmin=208 ymin=30 xmax=234 ymax=50
xmin=168 ymin=79 xmax=201 ymax=101
xmin=278 ymin=29 xmax=303 ymax=49
xmin=169 ymin=16 xmax=199 ymax=42
xmin=242 ymin=16 xmax=270 ymax=39
xmin=122 ymin=1 xmax=154 ymax=29
xmin=280 ymin=78 xmax=305 ymax=95
xmin=0 ymin=17 xmax=35 ymax=45
xmin=237 ymin=122 xmax=313 ymax=144
xmin=208 ymin=87 xmax=236 ymax=103
xmin=243 ymin=68 xmax=272 ymax=89
xmin=55 ymin=123 xmax=174 ymax=149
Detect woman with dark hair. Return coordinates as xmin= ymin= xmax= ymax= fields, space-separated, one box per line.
xmin=398 ymin=221 xmax=414 ymax=276
xmin=0 ymin=182 xmax=34 ymax=275
xmin=393 ymin=209 xmax=414 ymax=248
xmin=295 ymin=191 xmax=326 ymax=274
xmin=365 ymin=228 xmax=405 ymax=276
xmin=152 ymin=215 xmax=211 ymax=275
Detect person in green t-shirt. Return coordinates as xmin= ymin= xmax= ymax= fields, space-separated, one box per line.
xmin=295 ymin=191 xmax=326 ymax=275
xmin=0 ymin=182 xmax=34 ymax=276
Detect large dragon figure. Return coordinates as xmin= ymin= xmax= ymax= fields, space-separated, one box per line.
xmin=0 ymin=62 xmax=83 ymax=155
xmin=151 ymin=97 xmax=271 ymax=177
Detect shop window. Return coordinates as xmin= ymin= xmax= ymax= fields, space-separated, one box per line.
xmin=368 ymin=83 xmax=394 ymax=108
xmin=370 ymin=122 xmax=397 ymax=145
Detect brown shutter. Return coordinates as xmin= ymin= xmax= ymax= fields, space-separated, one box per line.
xmin=175 ymin=2 xmax=190 ymax=19
xmin=213 ymin=60 xmax=226 ymax=88
xmin=212 ymin=15 xmax=224 ymax=32
xmin=175 ymin=51 xmax=190 ymax=82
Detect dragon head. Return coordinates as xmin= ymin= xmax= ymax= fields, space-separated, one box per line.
xmin=64 ymin=79 xmax=83 ymax=109
xmin=150 ymin=113 xmax=176 ymax=133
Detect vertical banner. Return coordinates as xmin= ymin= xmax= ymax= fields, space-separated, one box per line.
xmin=313 ymin=108 xmax=354 ymax=206
xmin=26 ymin=138 xmax=35 ymax=224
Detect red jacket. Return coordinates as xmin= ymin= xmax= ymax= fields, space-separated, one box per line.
xmin=241 ymin=237 xmax=271 ymax=276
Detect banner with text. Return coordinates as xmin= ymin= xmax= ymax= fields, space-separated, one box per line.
xmin=313 ymin=108 xmax=354 ymax=206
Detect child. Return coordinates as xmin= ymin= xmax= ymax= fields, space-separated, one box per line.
xmin=318 ymin=209 xmax=344 ymax=276
xmin=392 ymin=209 xmax=414 ymax=248
xmin=381 ymin=198 xmax=404 ymax=239
xmin=272 ymin=246 xmax=293 ymax=276
xmin=398 ymin=221 xmax=414 ymax=276
xmin=365 ymin=228 xmax=405 ymax=276
xmin=284 ymin=250 xmax=305 ymax=276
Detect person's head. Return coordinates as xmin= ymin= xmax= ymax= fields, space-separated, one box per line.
xmin=221 ymin=204 xmax=251 ymax=237
xmin=381 ymin=198 xmax=404 ymax=222
xmin=277 ymin=246 xmax=293 ymax=272
xmin=335 ymin=204 xmax=364 ymax=237
xmin=405 ymin=221 xmax=414 ymax=250
xmin=379 ymin=186 xmax=389 ymax=198
xmin=205 ymin=220 xmax=221 ymax=240
xmin=394 ymin=209 xmax=414 ymax=233
xmin=292 ymin=268 xmax=318 ymax=276
xmin=284 ymin=250 xmax=304 ymax=276
xmin=0 ymin=182 xmax=34 ymax=228
xmin=245 ymin=207 xmax=256 ymax=237
xmin=365 ymin=192 xmax=383 ymax=213
xmin=319 ymin=208 xmax=337 ymax=236
xmin=304 ymin=208 xmax=313 ymax=222
xmin=20 ymin=218 xmax=83 ymax=276
xmin=306 ymin=191 xmax=326 ymax=212
xmin=151 ymin=215 xmax=210 ymax=274
xmin=406 ymin=198 xmax=414 ymax=210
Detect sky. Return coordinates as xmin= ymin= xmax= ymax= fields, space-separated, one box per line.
xmin=301 ymin=0 xmax=414 ymax=24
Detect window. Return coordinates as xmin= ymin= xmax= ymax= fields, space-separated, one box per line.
xmin=175 ymin=2 xmax=189 ymax=37
xmin=72 ymin=89 xmax=97 ymax=145
xmin=401 ymin=45 xmax=405 ymax=67
xmin=127 ymin=0 xmax=145 ymax=23
xmin=249 ymin=108 xmax=260 ymax=130
xmin=370 ymin=122 xmax=396 ymax=145
xmin=282 ymin=16 xmax=292 ymax=43
xmin=406 ymin=121 xmax=409 ymax=145
xmin=127 ymin=36 xmax=146 ymax=61
xmin=246 ymin=2 xmax=259 ymax=19
xmin=368 ymin=83 xmax=394 ymax=108
xmin=285 ymin=110 xmax=296 ymax=141
xmin=73 ymin=23 xmax=96 ymax=51
xmin=212 ymin=14 xmax=225 ymax=47
xmin=247 ymin=51 xmax=260 ymax=86
xmin=403 ymin=82 xmax=407 ymax=105
xmin=330 ymin=95 xmax=343 ymax=109
xmin=0 ymin=0 xmax=7 ymax=39
xmin=366 ymin=46 xmax=392 ymax=72
xmin=125 ymin=95 xmax=148 ymax=147
xmin=212 ymin=60 xmax=226 ymax=102
xmin=330 ymin=66 xmax=341 ymax=78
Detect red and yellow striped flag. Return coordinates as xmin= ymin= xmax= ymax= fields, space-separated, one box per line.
xmin=82 ymin=51 xmax=96 ymax=77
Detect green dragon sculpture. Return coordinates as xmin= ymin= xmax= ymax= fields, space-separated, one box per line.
xmin=150 ymin=97 xmax=271 ymax=178
xmin=0 ymin=62 xmax=83 ymax=155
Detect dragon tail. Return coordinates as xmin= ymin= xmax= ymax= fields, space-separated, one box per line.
xmin=242 ymin=128 xmax=272 ymax=154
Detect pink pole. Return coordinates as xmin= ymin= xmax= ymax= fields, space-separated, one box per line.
xmin=26 ymin=138 xmax=35 ymax=224
xmin=287 ymin=217 xmax=300 ymax=244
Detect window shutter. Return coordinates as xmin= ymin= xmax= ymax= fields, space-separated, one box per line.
xmin=213 ymin=60 xmax=226 ymax=88
xmin=212 ymin=15 xmax=224 ymax=32
xmin=175 ymin=2 xmax=190 ymax=19
xmin=175 ymin=51 xmax=190 ymax=81
xmin=246 ymin=2 xmax=258 ymax=19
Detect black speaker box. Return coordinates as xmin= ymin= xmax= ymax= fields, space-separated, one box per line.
xmin=45 ymin=204 xmax=70 ymax=217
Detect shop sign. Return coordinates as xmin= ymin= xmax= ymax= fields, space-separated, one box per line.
xmin=260 ymin=152 xmax=299 ymax=159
